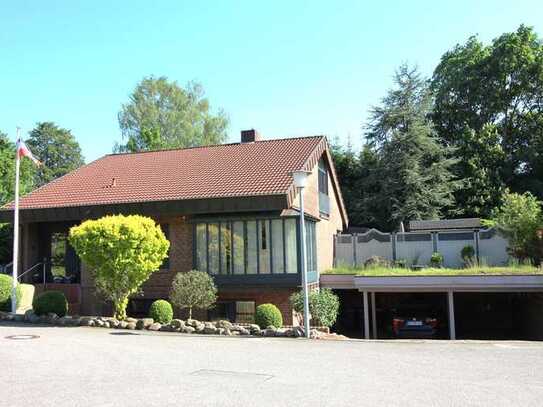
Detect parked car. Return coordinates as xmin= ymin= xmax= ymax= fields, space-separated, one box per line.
xmin=391 ymin=306 xmax=439 ymax=339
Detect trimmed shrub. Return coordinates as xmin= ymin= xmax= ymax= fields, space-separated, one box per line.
xmin=255 ymin=303 xmax=283 ymax=329
xmin=33 ymin=291 xmax=68 ymax=317
xmin=290 ymin=289 xmax=340 ymax=328
xmin=430 ymin=252 xmax=444 ymax=267
xmin=0 ymin=274 xmax=22 ymax=312
xmin=69 ymin=214 xmax=169 ymax=320
xmin=169 ymin=270 xmax=217 ymax=319
xmin=149 ymin=299 xmax=173 ymax=324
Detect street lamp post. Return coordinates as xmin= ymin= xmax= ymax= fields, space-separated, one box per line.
xmin=291 ymin=170 xmax=312 ymax=338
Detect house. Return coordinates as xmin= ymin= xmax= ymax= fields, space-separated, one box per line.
xmin=0 ymin=130 xmax=348 ymax=324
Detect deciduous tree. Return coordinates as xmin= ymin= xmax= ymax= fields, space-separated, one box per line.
xmin=116 ymin=77 xmax=229 ymax=152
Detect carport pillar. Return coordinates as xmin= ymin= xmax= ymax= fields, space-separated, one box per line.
xmin=448 ymin=291 xmax=456 ymax=340
xmin=371 ymin=292 xmax=377 ymax=339
xmin=362 ymin=291 xmax=370 ymax=339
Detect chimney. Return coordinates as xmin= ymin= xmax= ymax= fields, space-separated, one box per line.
xmin=241 ymin=129 xmax=261 ymax=143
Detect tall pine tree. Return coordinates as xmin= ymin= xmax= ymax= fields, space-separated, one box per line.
xmin=365 ymin=64 xmax=458 ymax=230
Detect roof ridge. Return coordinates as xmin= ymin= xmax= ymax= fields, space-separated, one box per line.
xmin=106 ymin=135 xmax=325 ymax=157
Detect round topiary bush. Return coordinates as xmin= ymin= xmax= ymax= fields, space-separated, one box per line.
xmin=255 ymin=303 xmax=283 ymax=329
xmin=461 ymin=245 xmax=475 ymax=261
xmin=430 ymin=252 xmax=444 ymax=267
xmin=149 ymin=299 xmax=173 ymax=324
xmin=0 ymin=274 xmax=22 ymax=312
xmin=33 ymin=291 xmax=68 ymax=317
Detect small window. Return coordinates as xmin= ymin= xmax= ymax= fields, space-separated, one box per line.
xmin=159 ymin=224 xmax=170 ymax=270
xmin=236 ymin=301 xmax=255 ymax=323
xmin=318 ymin=158 xmax=328 ymax=196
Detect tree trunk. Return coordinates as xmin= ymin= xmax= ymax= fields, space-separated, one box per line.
xmin=113 ymin=297 xmax=128 ymax=320
xmin=188 ymin=307 xmax=192 ymax=320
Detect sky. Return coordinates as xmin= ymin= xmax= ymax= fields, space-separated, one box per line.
xmin=1 ymin=1 xmax=542 ymax=162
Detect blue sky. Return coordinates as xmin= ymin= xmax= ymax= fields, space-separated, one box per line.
xmin=1 ymin=1 xmax=542 ymax=162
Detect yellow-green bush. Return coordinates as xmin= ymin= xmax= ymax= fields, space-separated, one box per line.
xmin=69 ymin=215 xmax=169 ymax=320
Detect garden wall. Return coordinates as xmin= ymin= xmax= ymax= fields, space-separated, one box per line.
xmin=334 ymin=228 xmax=509 ymax=268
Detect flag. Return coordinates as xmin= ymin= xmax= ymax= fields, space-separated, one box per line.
xmin=16 ymin=138 xmax=41 ymax=166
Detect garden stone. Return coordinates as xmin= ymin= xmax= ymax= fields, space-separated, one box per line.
xmin=67 ymin=317 xmax=81 ymax=327
xmin=45 ymin=313 xmax=58 ymax=324
xmin=95 ymin=320 xmax=105 ymax=328
xmin=148 ymin=322 xmax=162 ymax=331
xmin=108 ymin=319 xmax=119 ymax=328
xmin=57 ymin=316 xmax=69 ymax=326
xmin=275 ymin=328 xmax=287 ymax=337
xmin=310 ymin=329 xmax=320 ymax=339
xmin=292 ymin=326 xmax=304 ymax=338
xmin=29 ymin=313 xmax=41 ymax=324
xmin=24 ymin=309 xmax=35 ymax=321
xmin=238 ymin=327 xmax=250 ymax=335
xmin=125 ymin=317 xmax=138 ymax=323
xmin=14 ymin=314 xmax=24 ymax=322
xmin=186 ymin=319 xmax=200 ymax=328
xmin=284 ymin=328 xmax=295 ymax=338
xmin=88 ymin=320 xmax=96 ymax=327
xmin=159 ymin=324 xmax=174 ymax=332
xmin=126 ymin=322 xmax=136 ymax=330
xmin=182 ymin=326 xmax=195 ymax=334
xmin=195 ymin=322 xmax=205 ymax=333
xmin=203 ymin=326 xmax=218 ymax=335
xmin=118 ymin=321 xmax=128 ymax=329
xmin=170 ymin=319 xmax=184 ymax=330
xmin=215 ymin=320 xmax=233 ymax=330
xmin=136 ymin=318 xmax=154 ymax=330
xmin=264 ymin=328 xmax=277 ymax=337
xmin=79 ymin=317 xmax=93 ymax=326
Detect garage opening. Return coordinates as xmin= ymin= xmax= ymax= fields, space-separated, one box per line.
xmin=455 ymin=292 xmax=543 ymax=340
xmin=375 ymin=292 xmax=449 ymax=339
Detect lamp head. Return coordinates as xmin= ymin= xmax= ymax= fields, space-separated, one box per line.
xmin=290 ymin=170 xmax=311 ymax=188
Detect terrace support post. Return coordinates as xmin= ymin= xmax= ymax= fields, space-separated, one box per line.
xmin=371 ymin=292 xmax=377 ymax=339
xmin=352 ymin=234 xmax=358 ymax=267
xmin=448 ymin=290 xmax=456 ymax=340
xmin=362 ymin=290 xmax=370 ymax=340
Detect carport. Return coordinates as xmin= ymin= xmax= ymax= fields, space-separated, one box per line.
xmin=322 ymin=274 xmax=543 ymax=340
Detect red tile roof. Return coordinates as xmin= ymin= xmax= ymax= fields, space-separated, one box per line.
xmin=10 ymin=136 xmax=328 ymax=210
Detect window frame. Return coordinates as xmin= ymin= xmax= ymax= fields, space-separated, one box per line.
xmin=193 ymin=216 xmax=317 ymax=277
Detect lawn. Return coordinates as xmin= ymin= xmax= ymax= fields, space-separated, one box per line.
xmin=323 ymin=265 xmax=543 ymax=276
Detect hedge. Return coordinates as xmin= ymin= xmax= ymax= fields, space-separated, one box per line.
xmin=0 ymin=274 xmax=22 ymax=312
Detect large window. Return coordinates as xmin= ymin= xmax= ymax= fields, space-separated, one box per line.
xmin=195 ymin=218 xmax=316 ymax=275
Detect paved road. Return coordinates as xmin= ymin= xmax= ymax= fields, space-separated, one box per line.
xmin=1 ymin=323 xmax=542 ymax=407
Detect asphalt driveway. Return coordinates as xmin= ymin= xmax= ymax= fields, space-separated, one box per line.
xmin=1 ymin=322 xmax=542 ymax=407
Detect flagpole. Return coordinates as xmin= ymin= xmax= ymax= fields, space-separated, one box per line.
xmin=11 ymin=127 xmax=21 ymax=313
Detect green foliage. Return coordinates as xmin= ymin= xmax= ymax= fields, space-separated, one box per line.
xmin=149 ymin=299 xmax=173 ymax=324
xmin=461 ymin=245 xmax=475 ymax=261
xmin=487 ymin=190 xmax=543 ymax=260
xmin=254 ymin=303 xmax=283 ymax=329
xmin=290 ymin=289 xmax=340 ymax=328
xmin=0 ymin=274 xmax=22 ymax=312
xmin=325 ymin=265 xmax=542 ymax=276
xmin=169 ymin=270 xmax=217 ymax=319
xmin=430 ymin=252 xmax=444 ymax=267
xmin=69 ymin=215 xmax=169 ymax=320
xmin=431 ymin=25 xmax=543 ymax=217
xmin=32 ymin=291 xmax=68 ymax=317
xmin=116 ymin=76 xmax=229 ymax=152
xmin=26 ymin=122 xmax=84 ymax=187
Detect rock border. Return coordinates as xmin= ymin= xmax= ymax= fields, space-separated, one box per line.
xmin=0 ymin=310 xmax=345 ymax=339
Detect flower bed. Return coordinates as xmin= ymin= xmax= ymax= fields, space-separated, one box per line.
xmin=0 ymin=310 xmax=345 ymax=339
